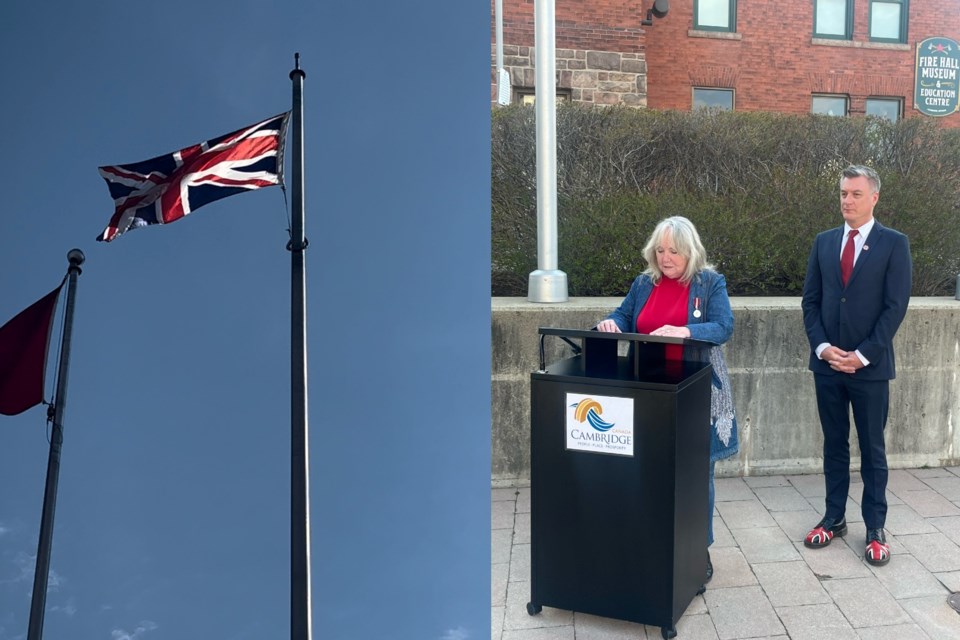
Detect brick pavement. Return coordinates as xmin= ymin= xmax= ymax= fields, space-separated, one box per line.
xmin=492 ymin=468 xmax=960 ymax=639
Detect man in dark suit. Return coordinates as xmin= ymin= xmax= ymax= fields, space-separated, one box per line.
xmin=800 ymin=165 xmax=912 ymax=567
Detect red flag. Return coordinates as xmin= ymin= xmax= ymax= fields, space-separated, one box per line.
xmin=0 ymin=283 xmax=63 ymax=416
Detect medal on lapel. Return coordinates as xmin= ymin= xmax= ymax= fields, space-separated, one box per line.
xmin=693 ymin=297 xmax=701 ymax=318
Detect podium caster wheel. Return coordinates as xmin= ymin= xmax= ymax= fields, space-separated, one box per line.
xmin=661 ymin=627 xmax=677 ymax=639
xmin=697 ymin=583 xmax=707 ymax=595
xmin=526 ymin=602 xmax=542 ymax=616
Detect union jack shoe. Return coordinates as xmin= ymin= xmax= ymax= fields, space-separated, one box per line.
xmin=865 ymin=528 xmax=890 ymax=566
xmin=803 ymin=516 xmax=847 ymax=548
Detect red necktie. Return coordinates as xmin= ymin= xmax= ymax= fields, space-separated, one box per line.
xmin=841 ymin=229 xmax=858 ymax=286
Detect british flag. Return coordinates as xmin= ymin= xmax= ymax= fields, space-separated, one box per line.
xmin=97 ymin=112 xmax=289 ymax=242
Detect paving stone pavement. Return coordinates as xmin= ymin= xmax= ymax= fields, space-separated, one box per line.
xmin=492 ymin=468 xmax=960 ymax=639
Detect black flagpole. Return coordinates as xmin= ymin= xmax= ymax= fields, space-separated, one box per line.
xmin=288 ymin=54 xmax=312 ymax=640
xmin=27 ymin=248 xmax=85 ymax=640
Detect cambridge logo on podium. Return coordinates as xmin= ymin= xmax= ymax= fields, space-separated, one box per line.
xmin=572 ymin=397 xmax=615 ymax=431
xmin=566 ymin=393 xmax=635 ymax=457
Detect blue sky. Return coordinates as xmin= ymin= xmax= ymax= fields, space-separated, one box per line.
xmin=0 ymin=2 xmax=490 ymax=639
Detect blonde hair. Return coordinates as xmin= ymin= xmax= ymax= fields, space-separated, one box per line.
xmin=642 ymin=216 xmax=712 ymax=284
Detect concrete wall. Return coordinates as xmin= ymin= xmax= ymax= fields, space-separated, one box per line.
xmin=492 ymin=297 xmax=960 ymax=484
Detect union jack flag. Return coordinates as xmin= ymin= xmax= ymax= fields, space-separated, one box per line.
xmin=97 ymin=112 xmax=289 ymax=242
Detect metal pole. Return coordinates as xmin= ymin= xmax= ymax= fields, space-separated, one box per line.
xmin=528 ymin=0 xmax=568 ymax=302
xmin=495 ymin=0 xmax=511 ymax=105
xmin=288 ymin=53 xmax=312 ymax=640
xmin=495 ymin=0 xmax=504 ymax=72
xmin=26 ymin=248 xmax=84 ymax=640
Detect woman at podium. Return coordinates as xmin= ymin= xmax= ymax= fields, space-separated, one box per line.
xmin=595 ymin=215 xmax=738 ymax=583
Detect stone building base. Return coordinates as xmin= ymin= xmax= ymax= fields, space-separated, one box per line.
xmin=491 ymin=44 xmax=647 ymax=107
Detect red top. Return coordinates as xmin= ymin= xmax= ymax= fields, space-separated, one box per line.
xmin=635 ymin=276 xmax=690 ymax=361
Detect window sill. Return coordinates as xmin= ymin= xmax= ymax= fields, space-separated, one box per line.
xmin=811 ymin=38 xmax=909 ymax=51
xmin=688 ymin=29 xmax=742 ymax=41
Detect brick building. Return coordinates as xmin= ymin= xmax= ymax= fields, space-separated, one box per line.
xmin=492 ymin=0 xmax=960 ymax=126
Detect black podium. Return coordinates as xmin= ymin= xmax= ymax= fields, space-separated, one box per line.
xmin=527 ymin=328 xmax=714 ymax=639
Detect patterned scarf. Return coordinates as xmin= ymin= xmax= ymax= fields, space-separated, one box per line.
xmin=709 ymin=345 xmax=735 ymax=446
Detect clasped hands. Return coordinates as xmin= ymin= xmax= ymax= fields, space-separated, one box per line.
xmin=596 ymin=320 xmax=690 ymax=339
xmin=821 ymin=345 xmax=864 ymax=374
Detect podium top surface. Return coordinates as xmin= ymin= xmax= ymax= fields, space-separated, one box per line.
xmin=538 ymin=326 xmax=715 ymax=349
xmin=533 ymin=355 xmax=712 ymax=390
xmin=534 ymin=327 xmax=714 ymax=389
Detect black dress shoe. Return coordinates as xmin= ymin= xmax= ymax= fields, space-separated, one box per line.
xmin=803 ymin=516 xmax=847 ymax=548
xmin=706 ymin=550 xmax=713 ymax=583
xmin=865 ymin=528 xmax=890 ymax=566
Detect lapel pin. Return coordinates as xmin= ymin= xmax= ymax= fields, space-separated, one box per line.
xmin=863 ymin=245 xmax=869 ymax=251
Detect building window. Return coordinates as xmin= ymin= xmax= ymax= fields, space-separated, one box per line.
xmin=694 ymin=0 xmax=736 ymax=32
xmin=814 ymin=0 xmax=853 ymax=39
xmin=865 ymin=98 xmax=902 ymax=121
xmin=870 ymin=0 xmax=908 ymax=43
xmin=515 ymin=88 xmax=572 ymax=105
xmin=693 ymin=88 xmax=734 ymax=110
xmin=812 ymin=95 xmax=848 ymax=116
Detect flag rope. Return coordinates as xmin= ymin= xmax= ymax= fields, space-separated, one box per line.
xmin=44 ymin=285 xmax=67 ymax=446
xmin=281 ymin=184 xmax=292 ymax=241
xmin=45 ymin=277 xmax=68 ymax=414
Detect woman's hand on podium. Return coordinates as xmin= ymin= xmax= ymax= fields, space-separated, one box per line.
xmin=650 ymin=324 xmax=691 ymax=338
xmin=596 ymin=320 xmax=621 ymax=333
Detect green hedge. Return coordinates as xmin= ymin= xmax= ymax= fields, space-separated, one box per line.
xmin=492 ymin=105 xmax=960 ymax=296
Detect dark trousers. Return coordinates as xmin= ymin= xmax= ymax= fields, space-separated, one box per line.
xmin=814 ymin=373 xmax=890 ymax=530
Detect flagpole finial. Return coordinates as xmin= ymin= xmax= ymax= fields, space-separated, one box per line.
xmin=290 ymin=52 xmax=305 ymax=80
xmin=67 ymin=249 xmax=85 ymax=272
